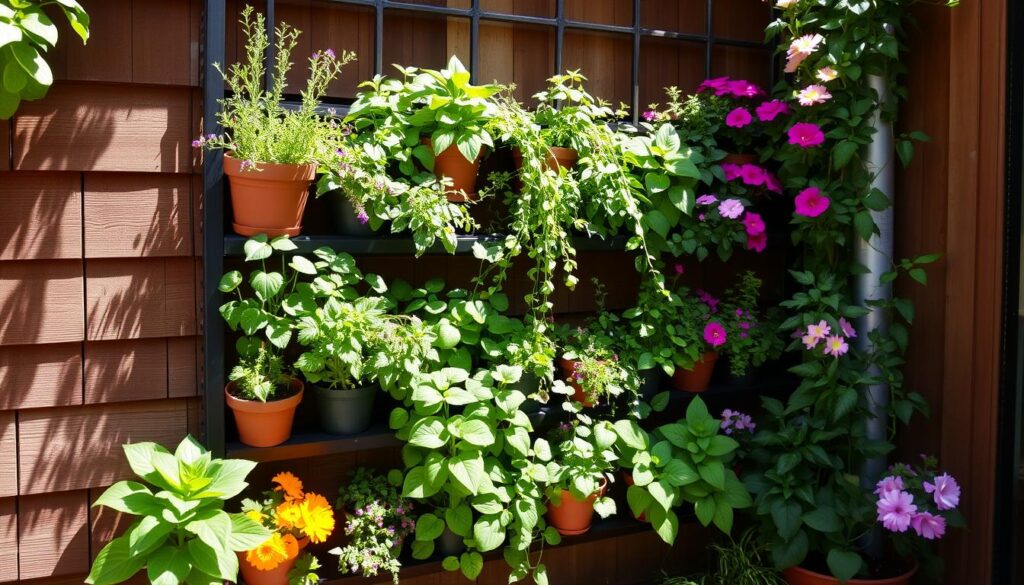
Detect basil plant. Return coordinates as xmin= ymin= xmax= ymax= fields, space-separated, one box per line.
xmin=87 ymin=436 xmax=270 ymax=585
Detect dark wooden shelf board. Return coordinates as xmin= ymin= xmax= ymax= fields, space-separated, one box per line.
xmin=223 ymin=234 xmax=631 ymax=257
xmin=225 ymin=423 xmax=401 ymax=462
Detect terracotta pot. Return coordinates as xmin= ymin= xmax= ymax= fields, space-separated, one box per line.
xmin=237 ymin=537 xmax=309 ymax=585
xmin=224 ymin=154 xmax=316 ymax=237
xmin=782 ymin=563 xmax=917 ymax=585
xmin=671 ymin=352 xmax=719 ymax=393
xmin=558 ymin=358 xmax=595 ymax=407
xmin=546 ymin=478 xmax=608 ymax=536
xmin=225 ymin=378 xmax=304 ymax=447
xmin=722 ymin=152 xmax=758 ymax=166
xmin=423 ymin=138 xmax=482 ymax=202
xmin=511 ymin=146 xmax=579 ymax=172
xmin=621 ymin=472 xmax=648 ymax=523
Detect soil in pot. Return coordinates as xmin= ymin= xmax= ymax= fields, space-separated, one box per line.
xmin=225 ymin=154 xmax=316 ymax=237
xmin=558 ymin=358 xmax=596 ymax=407
xmin=314 ymin=383 xmax=377 ymax=435
xmin=225 ymin=378 xmax=304 ymax=448
xmin=783 ymin=559 xmax=917 ymax=585
xmin=329 ymin=193 xmax=376 ymax=236
xmin=424 ymin=138 xmax=482 ymax=202
xmin=671 ymin=352 xmax=719 ymax=393
xmin=546 ymin=478 xmax=608 ymax=536
xmin=511 ymin=146 xmax=579 ymax=172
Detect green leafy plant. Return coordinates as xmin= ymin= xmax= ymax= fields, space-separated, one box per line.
xmin=86 ymin=436 xmax=269 ymax=585
xmin=545 ymin=415 xmax=620 ymax=518
xmin=196 ymin=6 xmax=355 ymax=165
xmin=706 ymin=529 xmax=786 ymax=585
xmin=0 ymin=0 xmax=89 ymax=118
xmin=556 ymin=323 xmax=633 ymax=409
xmin=331 ymin=468 xmax=414 ymax=584
xmin=718 ymin=272 xmax=783 ymax=377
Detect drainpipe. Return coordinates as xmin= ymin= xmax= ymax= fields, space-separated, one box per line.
xmin=854 ymin=72 xmax=894 ymax=558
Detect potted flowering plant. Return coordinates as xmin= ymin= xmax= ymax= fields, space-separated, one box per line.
xmin=197 ymin=7 xmax=354 ymax=237
xmin=691 ymin=77 xmax=784 ymax=164
xmin=718 ymin=272 xmax=784 ymax=379
xmin=545 ymin=417 xmax=619 ymax=536
xmin=331 ymin=468 xmax=415 ymax=584
xmin=651 ymin=283 xmax=726 ymax=393
xmin=555 ymin=324 xmax=632 ymax=408
xmin=239 ymin=472 xmax=336 ymax=585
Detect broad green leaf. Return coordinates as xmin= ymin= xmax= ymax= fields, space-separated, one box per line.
xmin=472 ymin=514 xmax=505 ymax=552
xmin=128 ymin=514 xmax=173 ymax=557
xmin=416 ymin=513 xmax=445 ymax=541
xmin=446 ymin=504 xmax=473 ymax=537
xmin=197 ymin=459 xmax=256 ymax=500
xmin=662 ymin=459 xmax=699 ymax=487
xmin=460 ymin=552 xmax=484 ymax=580
xmin=187 ymin=537 xmax=237 ymax=580
xmin=93 ymin=480 xmax=162 ymax=516
xmin=613 ymin=419 xmax=647 ymax=450
xmin=802 ymin=506 xmax=842 ymax=533
xmin=457 ymin=419 xmax=495 ymax=447
xmin=449 ymin=451 xmax=485 ymax=495
xmin=409 ymin=417 xmax=448 ymax=448
xmin=86 ymin=534 xmax=147 ymax=585
xmin=147 ymin=543 xmax=191 ymax=585
xmin=227 ymin=513 xmax=271 ymax=551
xmin=827 ymin=550 xmax=863 ymax=582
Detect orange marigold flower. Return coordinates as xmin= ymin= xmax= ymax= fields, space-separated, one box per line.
xmin=281 ymin=533 xmax=300 ymax=561
xmin=275 ymin=501 xmax=303 ymax=530
xmin=299 ymin=494 xmax=336 ymax=543
xmin=272 ymin=471 xmax=304 ymax=501
xmin=246 ymin=533 xmax=289 ymax=571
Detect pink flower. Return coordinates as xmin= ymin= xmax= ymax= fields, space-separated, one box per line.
xmin=740 ymin=164 xmax=767 ymax=186
xmin=797 ymin=85 xmax=833 ymax=106
xmin=911 ymin=512 xmax=946 ymax=540
xmin=697 ymin=289 xmax=720 ymax=312
xmin=721 ymin=164 xmax=742 ymax=181
xmin=674 ymin=263 xmax=685 ymax=275
xmin=875 ymin=475 xmax=905 ymax=495
xmin=746 ymin=231 xmax=767 ymax=253
xmin=696 ymin=194 xmax=719 ymax=205
xmin=756 ymin=100 xmax=789 ymax=122
xmin=764 ymin=173 xmax=782 ymax=194
xmin=727 ymin=79 xmax=763 ymax=98
xmin=802 ymin=334 xmax=820 ymax=350
xmin=794 ymin=187 xmax=830 ymax=217
xmin=698 ymin=213 xmax=706 ymax=221
xmin=719 ymin=199 xmax=745 ymax=219
xmin=703 ymin=321 xmax=727 ymax=347
xmin=923 ymin=473 xmax=961 ymax=511
xmin=788 ymin=122 xmax=825 ymax=148
xmin=725 ymin=107 xmax=753 ymax=128
xmin=697 ymin=77 xmax=731 ymax=95
xmin=877 ymin=490 xmax=917 ymax=533
xmin=788 ymin=34 xmax=824 ymax=58
xmin=742 ymin=212 xmax=765 ymax=236
xmin=839 ymin=317 xmax=857 ymax=338
xmin=784 ymin=52 xmax=808 ymax=74
xmin=817 ymin=66 xmax=838 ymax=82
xmin=642 ymin=110 xmax=658 ymax=122
xmin=823 ymin=335 xmax=849 ymax=357
xmin=807 ymin=320 xmax=831 ymax=340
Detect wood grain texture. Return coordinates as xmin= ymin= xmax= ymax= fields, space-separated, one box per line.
xmin=12 ymin=84 xmax=192 ymax=173
xmin=0 ymin=173 xmax=82 ymax=261
xmin=0 ymin=498 xmax=15 ymax=582
xmin=0 ymin=120 xmax=9 ymax=172
xmin=0 ymin=413 xmax=14 ymax=498
xmin=0 ymin=261 xmax=84 ymax=346
xmin=89 ymin=487 xmax=132 ymax=561
xmin=17 ymin=491 xmax=89 ymax=579
xmin=132 ymin=0 xmax=192 ymax=85
xmin=83 ymin=173 xmax=192 ymax=258
xmin=167 ymin=336 xmax=198 ymax=397
xmin=0 ymin=343 xmax=83 ymax=410
xmin=84 ymin=338 xmax=168 ymax=404
xmin=18 ymin=400 xmax=188 ymax=494
xmin=85 ymin=257 xmax=197 ymax=341
xmin=66 ymin=0 xmax=132 ymax=83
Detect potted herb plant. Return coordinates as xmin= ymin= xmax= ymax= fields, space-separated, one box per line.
xmin=331 ymin=468 xmax=416 ymax=584
xmin=545 ymin=417 xmax=619 ymax=535
xmin=239 ymin=472 xmax=335 ymax=585
xmin=196 ymin=7 xmax=354 ymax=237
xmin=219 ymin=235 xmax=307 ymax=447
xmin=555 ymin=324 xmax=632 ymax=408
xmin=514 ymin=71 xmax=610 ymax=170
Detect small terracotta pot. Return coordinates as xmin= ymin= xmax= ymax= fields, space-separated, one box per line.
xmin=237 ymin=537 xmax=309 ymax=585
xmin=546 ymin=478 xmax=608 ymax=536
xmin=782 ymin=563 xmax=917 ymax=585
xmin=671 ymin=352 xmax=719 ymax=393
xmin=722 ymin=152 xmax=758 ymax=166
xmin=621 ymin=472 xmax=648 ymax=523
xmin=224 ymin=154 xmax=316 ymax=237
xmin=423 ymin=138 xmax=482 ymax=202
xmin=558 ymin=358 xmax=595 ymax=407
xmin=225 ymin=378 xmax=304 ymax=447
xmin=511 ymin=146 xmax=579 ymax=172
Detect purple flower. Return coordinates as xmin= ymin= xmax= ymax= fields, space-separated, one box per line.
xmin=696 ymin=194 xmax=719 ymax=206
xmin=191 ymin=139 xmax=202 ymax=148
xmin=923 ymin=473 xmax=961 ymax=510
xmin=642 ymin=110 xmax=658 ymax=122
xmin=698 ymin=213 xmax=706 ymax=222
xmin=703 ymin=321 xmax=727 ymax=347
xmin=875 ymin=475 xmax=904 ymax=495
xmin=719 ymin=199 xmax=745 ymax=219
xmin=839 ymin=317 xmax=857 ymax=339
xmin=674 ymin=263 xmax=684 ymax=275
xmin=325 ymin=48 xmax=337 ymax=59
xmin=911 ymin=512 xmax=946 ymax=540
xmin=357 ymin=210 xmax=369 ymax=225
xmin=877 ymin=490 xmax=917 ymax=533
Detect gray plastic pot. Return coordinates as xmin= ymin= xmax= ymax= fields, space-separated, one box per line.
xmin=330 ymin=193 xmax=375 ymax=236
xmin=314 ymin=383 xmax=377 ymax=435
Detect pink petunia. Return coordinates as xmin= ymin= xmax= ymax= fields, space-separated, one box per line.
xmin=756 ymin=100 xmax=790 ymax=122
xmin=746 ymin=230 xmax=767 ymax=253
xmin=875 ymin=475 xmax=905 ymax=495
xmin=923 ymin=473 xmax=961 ymax=511
xmin=788 ymin=122 xmax=826 ymax=148
xmin=877 ymin=490 xmax=917 ymax=533
xmin=797 ymin=85 xmax=833 ymax=106
xmin=742 ymin=212 xmax=766 ymax=236
xmin=642 ymin=110 xmax=658 ymax=122
xmin=807 ymin=320 xmax=831 ymax=340
xmin=740 ymin=164 xmax=767 ymax=186
xmin=719 ymin=199 xmax=745 ymax=219
xmin=823 ymin=335 xmax=849 ymax=358
xmin=727 ymin=79 xmax=764 ymax=98
xmin=674 ymin=263 xmax=685 ymax=275
xmin=697 ymin=77 xmax=731 ymax=95
xmin=726 ymin=107 xmax=753 ymax=128
xmin=839 ymin=317 xmax=857 ymax=338
xmin=764 ymin=173 xmax=783 ymax=194
xmin=697 ymin=194 xmax=719 ymax=205
xmin=911 ymin=512 xmax=946 ymax=540
xmin=794 ymin=186 xmax=830 ymax=218
xmin=721 ymin=164 xmax=742 ymax=181
xmin=703 ymin=321 xmax=727 ymax=347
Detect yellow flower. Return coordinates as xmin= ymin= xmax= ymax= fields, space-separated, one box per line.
xmin=275 ymin=501 xmax=303 ymax=530
xmin=245 ymin=509 xmax=265 ymax=524
xmin=299 ymin=493 xmax=336 ymax=543
xmin=272 ymin=471 xmax=304 ymax=501
xmin=246 ymin=533 xmax=289 ymax=571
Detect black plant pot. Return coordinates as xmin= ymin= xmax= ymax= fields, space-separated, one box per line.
xmin=438 ymin=527 xmax=465 ymax=557
xmin=314 ymin=383 xmax=377 ymax=435
xmin=638 ymin=368 xmax=663 ymax=401
xmin=330 ymin=192 xmax=375 ymax=236
xmin=513 ymin=372 xmax=541 ymax=414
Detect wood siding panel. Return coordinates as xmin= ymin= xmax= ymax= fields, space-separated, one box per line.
xmin=84 ymin=338 xmax=168 ymax=404
xmin=0 ymin=261 xmax=84 ymax=346
xmin=83 ymin=174 xmax=192 ymax=258
xmin=0 ymin=498 xmax=16 ymax=582
xmin=12 ymin=84 xmax=192 ymax=173
xmin=0 ymin=413 xmax=15 ymax=497
xmin=66 ymin=0 xmax=132 ymax=83
xmin=0 ymin=343 xmax=83 ymax=410
xmin=0 ymin=172 xmax=82 ymax=261
xmin=17 ymin=491 xmax=89 ymax=579
xmin=167 ymin=336 xmax=198 ymax=397
xmin=17 ymin=400 xmax=189 ymax=494
xmin=132 ymin=0 xmax=192 ymax=85
xmin=85 ymin=257 xmax=196 ymax=341
xmin=1 ymin=120 xmax=9 ymax=172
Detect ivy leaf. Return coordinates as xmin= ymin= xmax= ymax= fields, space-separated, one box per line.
xmin=854 ymin=210 xmax=876 ymax=240
xmin=472 ymin=514 xmax=506 ymax=552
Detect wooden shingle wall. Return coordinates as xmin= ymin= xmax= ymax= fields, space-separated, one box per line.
xmin=0 ymin=0 xmax=202 ymax=581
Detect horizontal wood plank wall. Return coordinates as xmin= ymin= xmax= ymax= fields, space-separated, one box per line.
xmin=896 ymin=0 xmax=1006 ymax=580
xmin=0 ymin=0 xmax=201 ymax=580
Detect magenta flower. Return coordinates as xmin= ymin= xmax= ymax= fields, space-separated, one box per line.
xmin=788 ymin=122 xmax=826 ymax=148
xmin=740 ymin=164 xmax=767 ymax=186
xmin=794 ymin=186 xmax=830 ymax=218
xmin=756 ymin=100 xmax=789 ymax=122
xmin=697 ymin=77 xmax=731 ymax=95
xmin=721 ymin=163 xmax=742 ymax=181
xmin=746 ymin=231 xmax=767 ymax=253
xmin=674 ymin=263 xmax=685 ymax=275
xmin=823 ymin=335 xmax=849 ymax=358
xmin=357 ymin=210 xmax=370 ymax=225
xmin=911 ymin=512 xmax=947 ymax=540
xmin=877 ymin=490 xmax=917 ymax=533
xmin=839 ymin=317 xmax=857 ymax=338
xmin=191 ymin=139 xmax=202 ymax=148
xmin=764 ymin=173 xmax=783 ymax=194
xmin=703 ymin=321 xmax=727 ymax=347
xmin=642 ymin=110 xmax=658 ymax=122
xmin=725 ymin=107 xmax=753 ymax=128
xmin=923 ymin=473 xmax=961 ymax=510
xmin=696 ymin=194 xmax=719 ymax=205
xmin=696 ymin=289 xmax=720 ymax=312
xmin=742 ymin=212 xmax=765 ymax=236
xmin=698 ymin=213 xmax=706 ymax=221
xmin=875 ymin=475 xmax=905 ymax=495
xmin=719 ymin=199 xmax=745 ymax=219
xmin=727 ymin=79 xmax=763 ymax=98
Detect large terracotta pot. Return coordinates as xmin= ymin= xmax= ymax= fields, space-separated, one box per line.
xmin=225 ymin=378 xmax=304 ymax=447
xmin=722 ymin=152 xmax=758 ymax=166
xmin=224 ymin=154 xmax=316 ymax=237
xmin=671 ymin=352 xmax=719 ymax=393
xmin=558 ymin=357 xmax=596 ymax=407
xmin=546 ymin=478 xmax=608 ymax=536
xmin=511 ymin=146 xmax=579 ymax=172
xmin=782 ymin=563 xmax=917 ymax=585
xmin=423 ymin=139 xmax=482 ymax=202
xmin=237 ymin=537 xmax=309 ymax=585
